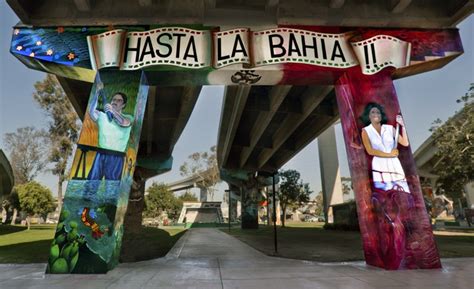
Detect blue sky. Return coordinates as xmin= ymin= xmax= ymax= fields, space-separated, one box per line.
xmin=1 ymin=2 xmax=472 ymax=200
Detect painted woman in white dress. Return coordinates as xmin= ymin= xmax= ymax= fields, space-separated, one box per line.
xmin=359 ymin=102 xmax=412 ymax=269
xmin=360 ymin=103 xmax=410 ymax=193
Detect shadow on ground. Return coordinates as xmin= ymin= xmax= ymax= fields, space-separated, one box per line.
xmin=223 ymin=225 xmax=474 ymax=262
xmin=0 ymin=225 xmax=186 ymax=264
xmin=0 ymin=225 xmax=27 ymax=235
xmin=0 ymin=240 xmax=52 ymax=263
xmin=120 ymin=226 xmax=186 ymax=262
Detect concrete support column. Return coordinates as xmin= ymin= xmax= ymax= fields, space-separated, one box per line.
xmin=229 ymin=185 xmax=239 ymax=222
xmin=200 ymin=187 xmax=208 ymax=202
xmin=241 ymin=185 xmax=259 ymax=229
xmin=318 ymin=125 xmax=344 ymax=223
xmin=47 ymin=71 xmax=149 ymax=274
xmin=335 ymin=68 xmax=441 ymax=270
xmin=120 ymin=169 xmax=146 ymax=262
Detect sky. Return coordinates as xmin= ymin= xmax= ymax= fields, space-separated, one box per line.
xmin=1 ymin=2 xmax=473 ymax=201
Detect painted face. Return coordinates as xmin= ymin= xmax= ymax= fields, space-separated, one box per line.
xmin=369 ymin=107 xmax=382 ymax=124
xmin=111 ymin=94 xmax=125 ymax=111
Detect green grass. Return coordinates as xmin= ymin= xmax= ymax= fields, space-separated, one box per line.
xmin=0 ymin=224 xmax=186 ymax=263
xmin=222 ymin=223 xmax=474 ymax=262
xmin=0 ymin=225 xmax=56 ymax=263
xmin=284 ymin=221 xmax=325 ymax=228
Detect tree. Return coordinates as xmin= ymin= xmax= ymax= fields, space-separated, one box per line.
xmin=430 ymin=84 xmax=474 ymax=200
xmin=179 ymin=146 xmax=220 ymax=201
xmin=4 ymin=127 xmax=48 ymax=184
xmin=16 ymin=181 xmax=56 ymax=229
xmin=313 ymin=191 xmax=324 ymax=216
xmin=144 ymin=182 xmax=181 ymax=221
xmin=341 ymin=177 xmax=352 ymax=196
xmin=178 ymin=191 xmax=199 ymax=202
xmin=1 ymin=190 xmax=19 ymax=224
xmin=276 ymin=169 xmax=312 ymax=227
xmin=33 ymin=74 xmax=80 ymax=211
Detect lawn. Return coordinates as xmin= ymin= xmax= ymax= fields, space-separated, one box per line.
xmin=222 ymin=222 xmax=474 ymax=262
xmin=0 ymin=224 xmax=186 ymax=263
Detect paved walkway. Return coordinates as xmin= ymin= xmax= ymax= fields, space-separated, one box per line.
xmin=1 ymin=228 xmax=473 ymax=289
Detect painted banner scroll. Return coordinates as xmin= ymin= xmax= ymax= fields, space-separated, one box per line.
xmin=46 ymin=71 xmax=148 ymax=274
xmin=87 ymin=27 xmax=410 ymax=75
xmin=10 ymin=26 xmax=462 ymax=85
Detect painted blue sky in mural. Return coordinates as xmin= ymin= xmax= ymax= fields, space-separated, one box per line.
xmin=0 ymin=2 xmax=473 ymax=199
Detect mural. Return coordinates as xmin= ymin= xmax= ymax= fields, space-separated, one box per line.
xmin=335 ymin=68 xmax=441 ymax=270
xmin=47 ymin=71 xmax=148 ymax=274
xmin=10 ymin=24 xmax=462 ymax=272
xmin=241 ymin=187 xmax=259 ymax=229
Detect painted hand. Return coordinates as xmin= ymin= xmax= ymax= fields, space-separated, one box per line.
xmin=396 ymin=115 xmax=405 ymax=127
xmin=104 ymin=103 xmax=115 ymax=122
xmin=390 ymin=148 xmax=399 ymax=157
xmin=104 ymin=103 xmax=113 ymax=112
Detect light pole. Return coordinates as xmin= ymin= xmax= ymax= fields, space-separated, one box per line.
xmin=225 ymin=189 xmax=231 ymax=232
xmin=272 ymin=172 xmax=278 ymax=254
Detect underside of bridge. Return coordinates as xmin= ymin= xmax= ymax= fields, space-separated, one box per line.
xmin=7 ymin=0 xmax=473 ymax=28
xmin=218 ymin=85 xmax=338 ymax=173
xmin=9 ymin=0 xmax=472 ymax=179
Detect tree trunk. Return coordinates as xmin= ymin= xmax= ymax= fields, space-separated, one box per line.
xmin=10 ymin=208 xmax=18 ymax=225
xmin=57 ymin=179 xmax=63 ymax=212
xmin=1 ymin=206 xmax=7 ymax=224
xmin=120 ymin=170 xmax=147 ymax=262
xmin=281 ymin=205 xmax=286 ymax=227
xmin=26 ymin=216 xmax=31 ymax=230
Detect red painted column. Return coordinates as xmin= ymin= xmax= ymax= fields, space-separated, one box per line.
xmin=335 ymin=67 xmax=441 ymax=270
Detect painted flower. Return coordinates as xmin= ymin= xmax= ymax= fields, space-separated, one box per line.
xmin=16 ymin=45 xmax=23 ymax=51
xmin=67 ymin=52 xmax=75 ymax=60
xmin=29 ymin=52 xmax=35 ymax=57
xmin=46 ymin=49 xmax=53 ymax=55
xmin=89 ymin=209 xmax=97 ymax=219
xmin=36 ymin=41 xmax=42 ymax=46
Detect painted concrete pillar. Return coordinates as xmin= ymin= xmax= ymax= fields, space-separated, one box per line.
xmin=120 ymin=168 xmax=146 ymax=262
xmin=47 ymin=71 xmax=149 ymax=274
xmin=334 ymin=68 xmax=441 ymax=270
xmin=241 ymin=185 xmax=259 ymax=229
xmin=318 ymin=125 xmax=344 ymax=223
xmin=229 ymin=186 xmax=239 ymax=222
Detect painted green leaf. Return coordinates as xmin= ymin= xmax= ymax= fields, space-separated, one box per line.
xmin=69 ymin=221 xmax=78 ymax=229
xmin=67 ymin=229 xmax=78 ymax=242
xmin=51 ymin=258 xmax=69 ymax=274
xmin=59 ymin=210 xmax=69 ymax=222
xmin=49 ymin=244 xmax=60 ymax=261
xmin=55 ymin=234 xmax=66 ymax=245
xmin=69 ymin=253 xmax=79 ymax=272
xmin=56 ymin=222 xmax=64 ymax=232
xmin=61 ymin=243 xmax=73 ymax=259
xmin=70 ymin=242 xmax=79 ymax=258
